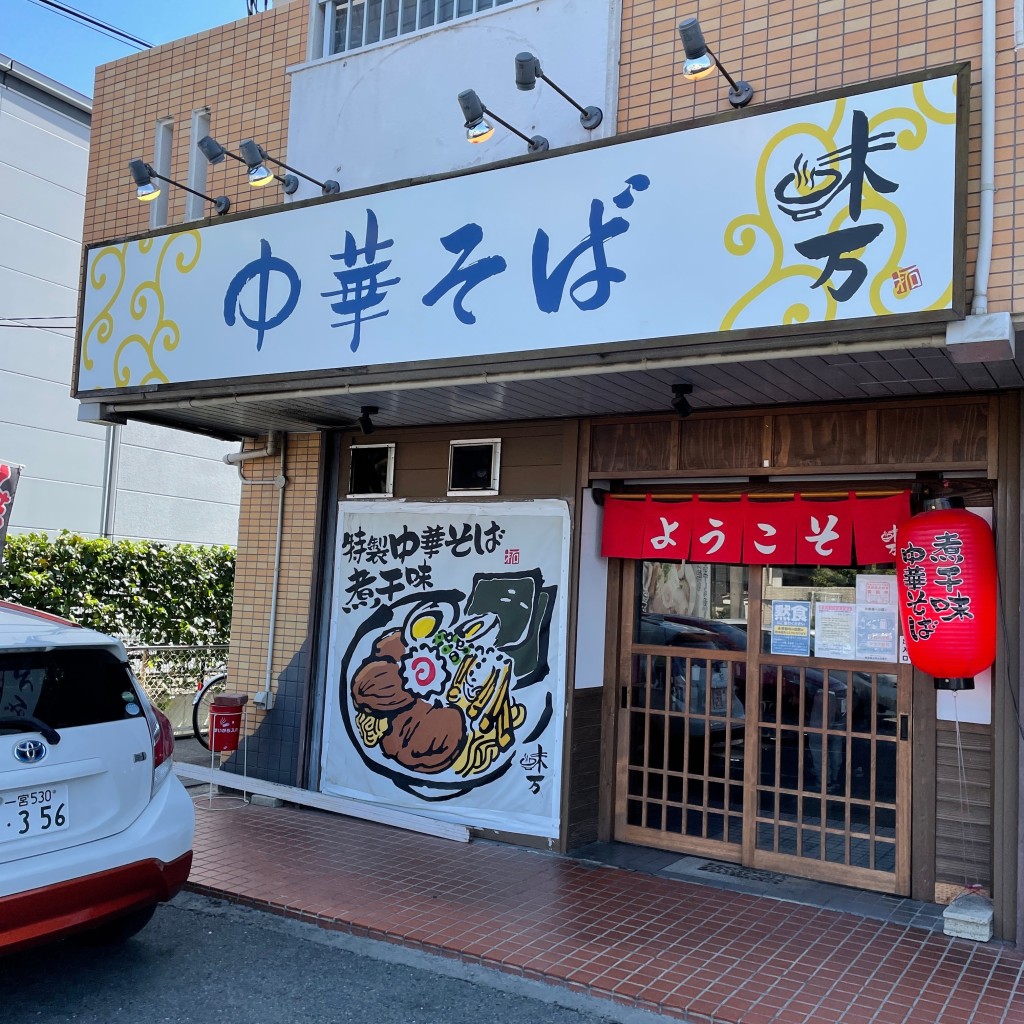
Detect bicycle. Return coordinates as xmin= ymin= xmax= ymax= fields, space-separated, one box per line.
xmin=191 ymin=669 xmax=229 ymax=749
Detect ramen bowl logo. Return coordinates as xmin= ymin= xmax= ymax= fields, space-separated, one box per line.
xmin=344 ymin=597 xmax=527 ymax=795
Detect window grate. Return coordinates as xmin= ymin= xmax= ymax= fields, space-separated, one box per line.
xmin=322 ymin=0 xmax=519 ymax=57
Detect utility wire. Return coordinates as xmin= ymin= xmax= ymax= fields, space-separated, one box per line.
xmin=22 ymin=0 xmax=152 ymax=51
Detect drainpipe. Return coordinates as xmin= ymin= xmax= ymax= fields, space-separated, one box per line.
xmin=99 ymin=424 xmax=122 ymax=538
xmin=970 ymin=0 xmax=996 ymax=316
xmin=226 ymin=432 xmax=287 ymax=710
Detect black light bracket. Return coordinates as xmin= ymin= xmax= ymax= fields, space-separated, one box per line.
xmin=515 ymin=52 xmax=603 ymax=130
xmin=200 ymin=135 xmax=340 ymax=196
xmin=128 ymin=159 xmax=231 ymax=215
xmin=458 ymin=88 xmax=549 ymax=153
xmin=258 ymin=145 xmax=341 ymax=196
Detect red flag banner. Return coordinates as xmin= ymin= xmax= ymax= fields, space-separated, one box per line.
xmin=0 ymin=461 xmax=22 ymax=564
xmin=853 ymin=491 xmax=912 ymax=564
xmin=795 ymin=496 xmax=854 ymax=565
xmin=599 ymin=491 xmax=913 ymax=568
xmin=743 ymin=497 xmax=799 ymax=565
xmin=600 ymin=495 xmax=649 ymax=559
xmin=690 ymin=499 xmax=744 ymax=563
xmin=640 ymin=499 xmax=693 ymax=560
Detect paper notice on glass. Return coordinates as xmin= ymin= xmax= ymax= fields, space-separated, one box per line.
xmin=814 ymin=602 xmax=856 ymax=659
xmin=770 ymin=600 xmax=811 ymax=656
xmin=856 ymin=605 xmax=899 ymax=662
xmin=856 ymin=575 xmax=898 ymax=607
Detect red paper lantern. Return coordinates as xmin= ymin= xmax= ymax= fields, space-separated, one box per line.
xmin=896 ymin=501 xmax=996 ymax=689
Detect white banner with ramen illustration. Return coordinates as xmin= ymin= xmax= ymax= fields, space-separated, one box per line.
xmin=321 ymin=500 xmax=571 ymax=838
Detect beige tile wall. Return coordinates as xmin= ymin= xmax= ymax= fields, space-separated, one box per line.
xmin=84 ymin=3 xmax=306 ymax=245
xmin=619 ymin=0 xmax=1023 ymax=312
xmin=227 ymin=433 xmax=321 ymax=720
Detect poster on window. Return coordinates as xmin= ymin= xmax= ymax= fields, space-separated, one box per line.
xmin=639 ymin=561 xmax=711 ymax=619
xmin=321 ymin=500 xmax=570 ymax=838
xmin=770 ymin=600 xmax=812 ymax=656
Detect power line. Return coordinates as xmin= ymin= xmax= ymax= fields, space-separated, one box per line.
xmin=23 ymin=0 xmax=152 ymax=51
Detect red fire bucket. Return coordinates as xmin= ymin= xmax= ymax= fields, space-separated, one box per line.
xmin=209 ymin=693 xmax=248 ymax=753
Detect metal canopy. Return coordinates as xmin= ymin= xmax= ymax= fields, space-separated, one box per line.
xmin=99 ymin=341 xmax=1024 ymax=440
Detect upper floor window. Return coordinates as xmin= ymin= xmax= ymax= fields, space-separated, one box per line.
xmin=318 ymin=0 xmax=519 ymax=57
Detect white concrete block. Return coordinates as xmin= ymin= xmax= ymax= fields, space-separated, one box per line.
xmin=942 ymin=893 xmax=994 ymax=941
xmin=945 ymin=312 xmax=1016 ymax=364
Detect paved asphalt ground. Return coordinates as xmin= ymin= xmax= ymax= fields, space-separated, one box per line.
xmin=2 ymin=892 xmax=664 ymax=1024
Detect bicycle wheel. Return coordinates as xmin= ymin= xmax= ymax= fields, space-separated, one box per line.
xmin=192 ymin=672 xmax=229 ymax=749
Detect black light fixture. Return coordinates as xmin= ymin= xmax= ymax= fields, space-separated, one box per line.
xmin=677 ymin=17 xmax=753 ymax=109
xmin=197 ymin=135 xmax=341 ymax=196
xmin=671 ymin=382 xmax=694 ymax=419
xmin=358 ymin=405 xmax=378 ymax=436
xmin=128 ymin=158 xmax=231 ymax=215
xmin=457 ymin=89 xmax=549 ymax=154
xmin=514 ymin=52 xmax=603 ymax=130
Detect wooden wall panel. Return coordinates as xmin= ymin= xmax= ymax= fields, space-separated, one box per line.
xmin=876 ymin=403 xmax=989 ymax=467
xmin=589 ymin=421 xmax=676 ymax=474
xmin=680 ymin=416 xmax=763 ymax=472
xmin=935 ymin=722 xmax=993 ymax=892
xmin=566 ymin=688 xmax=604 ymax=850
xmin=773 ymin=410 xmax=871 ymax=468
xmin=588 ymin=398 xmax=992 ymax=480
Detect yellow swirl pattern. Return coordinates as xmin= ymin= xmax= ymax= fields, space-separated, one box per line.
xmin=82 ymin=231 xmax=201 ymax=388
xmin=722 ymin=82 xmax=956 ymax=330
xmin=721 ymin=101 xmax=846 ymax=330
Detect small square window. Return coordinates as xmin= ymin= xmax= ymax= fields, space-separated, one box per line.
xmin=348 ymin=444 xmax=394 ymax=497
xmin=448 ymin=439 xmax=500 ymax=495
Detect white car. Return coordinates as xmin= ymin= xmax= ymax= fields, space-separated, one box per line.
xmin=0 ymin=601 xmax=194 ymax=952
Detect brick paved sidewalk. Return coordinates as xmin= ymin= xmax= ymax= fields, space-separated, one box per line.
xmin=186 ymin=800 xmax=1024 ymax=1024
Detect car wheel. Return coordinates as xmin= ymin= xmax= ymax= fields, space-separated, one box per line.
xmin=76 ymin=904 xmax=158 ymax=945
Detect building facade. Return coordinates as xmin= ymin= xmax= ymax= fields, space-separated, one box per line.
xmin=0 ymin=56 xmax=240 ymax=544
xmin=75 ymin=0 xmax=1023 ymax=942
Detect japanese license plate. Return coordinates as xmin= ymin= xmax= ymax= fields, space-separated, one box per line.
xmin=0 ymin=785 xmax=69 ymax=843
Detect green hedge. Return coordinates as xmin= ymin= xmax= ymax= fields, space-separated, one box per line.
xmin=0 ymin=532 xmax=235 ymax=648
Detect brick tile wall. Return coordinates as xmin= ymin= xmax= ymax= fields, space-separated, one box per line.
xmin=224 ymin=432 xmax=321 ymax=785
xmin=84 ymin=3 xmax=306 ymax=244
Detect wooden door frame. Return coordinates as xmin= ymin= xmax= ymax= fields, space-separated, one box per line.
xmin=608 ymin=558 xmax=914 ymax=895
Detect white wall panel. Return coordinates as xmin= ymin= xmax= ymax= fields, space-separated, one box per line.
xmin=111 ymin=488 xmax=240 ymax=546
xmin=0 ymin=418 xmax=104 ymax=488
xmin=0 ymin=368 xmax=100 ymax=439
xmin=287 ymin=0 xmax=618 ymax=197
xmin=0 ymin=92 xmax=88 ymax=194
xmin=0 ymin=162 xmax=85 ymax=241
xmin=116 ymin=438 xmax=242 ymax=507
xmin=0 ymin=270 xmax=76 ymax=325
xmin=7 ymin=476 xmax=102 ymax=537
xmin=0 ymin=212 xmax=82 ymax=288
xmin=0 ymin=322 xmax=76 ymax=383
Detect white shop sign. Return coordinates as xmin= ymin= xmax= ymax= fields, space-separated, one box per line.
xmin=78 ymin=73 xmax=960 ymax=393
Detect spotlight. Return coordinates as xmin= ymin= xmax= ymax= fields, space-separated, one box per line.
xmin=514 ymin=52 xmax=602 ymax=130
xmin=358 ymin=406 xmax=378 ymax=436
xmin=671 ymin=383 xmax=694 ymax=419
xmin=199 ymin=135 xmax=341 ymax=196
xmin=677 ymin=17 xmax=754 ymax=109
xmin=127 ymin=158 xmax=231 ymax=214
xmin=238 ymin=139 xmax=290 ymax=191
xmin=458 ymin=89 xmax=549 ymax=154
